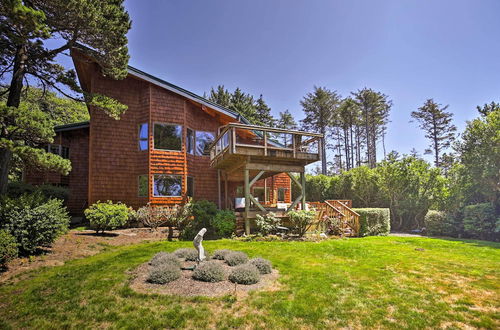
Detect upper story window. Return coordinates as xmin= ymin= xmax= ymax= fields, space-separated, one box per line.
xmin=154 ymin=123 xmax=182 ymax=151
xmin=138 ymin=123 xmax=148 ymax=151
xmin=187 ymin=128 xmax=195 ymax=155
xmin=195 ymin=131 xmax=215 ymax=156
xmin=45 ymin=144 xmax=69 ymax=159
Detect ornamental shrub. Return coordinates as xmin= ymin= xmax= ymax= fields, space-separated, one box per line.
xmin=173 ymin=248 xmax=198 ymax=261
xmin=287 ymin=210 xmax=316 ymax=237
xmin=192 ymin=261 xmax=225 ymax=282
xmin=6 ymin=182 xmax=68 ymax=201
xmin=255 ymin=212 xmax=281 ymax=235
xmin=180 ymin=200 xmax=217 ymax=240
xmin=425 ymin=210 xmax=457 ymax=237
xmin=0 ymin=230 xmax=18 ymax=267
xmin=149 ymin=252 xmax=181 ymax=268
xmin=147 ymin=263 xmax=181 ymax=284
xmin=211 ymin=210 xmax=236 ymax=238
xmin=353 ymin=208 xmax=390 ymax=236
xmin=249 ymin=258 xmax=272 ymax=274
xmin=212 ymin=249 xmax=231 ymax=260
xmin=84 ymin=201 xmax=131 ymax=233
xmin=229 ymin=263 xmax=260 ymax=285
xmin=463 ymin=203 xmax=498 ymax=241
xmin=0 ymin=193 xmax=70 ymax=255
xmin=225 ymin=251 xmax=248 ymax=266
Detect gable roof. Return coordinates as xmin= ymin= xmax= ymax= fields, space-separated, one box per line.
xmin=71 ymin=44 xmax=249 ymax=124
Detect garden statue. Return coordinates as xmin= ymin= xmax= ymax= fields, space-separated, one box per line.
xmin=193 ymin=228 xmax=207 ymax=263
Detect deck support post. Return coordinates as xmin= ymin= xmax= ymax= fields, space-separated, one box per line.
xmin=217 ymin=169 xmax=221 ymax=209
xmin=244 ymin=168 xmax=250 ymax=235
xmin=300 ymin=171 xmax=306 ymax=210
xmin=224 ymin=171 xmax=228 ymax=209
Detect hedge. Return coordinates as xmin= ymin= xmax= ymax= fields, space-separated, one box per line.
xmin=425 ymin=210 xmax=457 ymax=237
xmin=463 ymin=203 xmax=498 ymax=241
xmin=353 ymin=208 xmax=390 ymax=236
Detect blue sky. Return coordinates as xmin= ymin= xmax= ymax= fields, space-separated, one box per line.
xmin=123 ymin=0 xmax=499 ymax=161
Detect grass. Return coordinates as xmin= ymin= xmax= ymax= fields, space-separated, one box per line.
xmin=0 ymin=236 xmax=498 ymax=329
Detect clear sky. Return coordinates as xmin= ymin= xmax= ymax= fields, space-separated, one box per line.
xmin=123 ymin=0 xmax=500 ymax=161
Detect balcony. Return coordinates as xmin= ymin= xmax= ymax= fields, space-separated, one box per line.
xmin=210 ymin=123 xmax=322 ymax=178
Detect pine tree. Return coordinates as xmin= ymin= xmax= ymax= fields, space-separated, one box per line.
xmin=276 ymin=110 xmax=298 ymax=130
xmin=230 ymin=88 xmax=259 ymax=124
xmin=336 ymin=97 xmax=360 ymax=170
xmin=300 ymin=86 xmax=341 ymax=174
xmin=352 ymin=88 xmax=391 ymax=168
xmin=207 ymin=85 xmax=232 ymax=108
xmin=411 ymin=99 xmax=457 ymax=167
xmin=0 ymin=0 xmax=131 ymax=193
xmin=254 ymin=94 xmax=275 ymax=127
xmin=476 ymin=101 xmax=500 ymax=117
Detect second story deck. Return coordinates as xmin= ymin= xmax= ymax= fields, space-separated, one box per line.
xmin=210 ymin=123 xmax=323 ymax=178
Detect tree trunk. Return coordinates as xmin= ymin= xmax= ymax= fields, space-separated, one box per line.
xmin=321 ymin=127 xmax=327 ymax=175
xmin=0 ymin=44 xmax=27 ymax=194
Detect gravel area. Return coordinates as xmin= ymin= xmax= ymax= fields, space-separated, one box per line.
xmin=129 ymin=259 xmax=280 ymax=297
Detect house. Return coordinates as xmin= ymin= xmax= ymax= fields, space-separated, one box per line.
xmin=25 ymin=46 xmax=323 ymax=233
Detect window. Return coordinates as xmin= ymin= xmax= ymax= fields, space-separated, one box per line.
xmin=253 ymin=187 xmax=269 ymax=203
xmin=138 ymin=123 xmax=148 ymax=150
xmin=278 ymin=188 xmax=286 ymax=202
xmin=154 ymin=123 xmax=182 ymax=151
xmin=153 ymin=175 xmax=182 ymax=197
xmin=45 ymin=144 xmax=70 ymax=159
xmin=138 ymin=175 xmax=148 ymax=197
xmin=186 ymin=128 xmax=195 ymax=155
xmin=195 ymin=131 xmax=215 ymax=156
xmin=187 ymin=176 xmax=194 ymax=197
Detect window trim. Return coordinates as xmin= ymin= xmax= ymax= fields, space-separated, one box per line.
xmin=152 ymin=122 xmax=183 ymax=152
xmin=138 ymin=174 xmax=148 ymax=197
xmin=138 ymin=123 xmax=149 ymax=151
xmin=152 ymin=174 xmax=183 ymax=197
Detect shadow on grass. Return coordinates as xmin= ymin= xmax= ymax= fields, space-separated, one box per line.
xmin=74 ymin=232 xmax=119 ymax=238
xmin=426 ymin=235 xmax=500 ymax=249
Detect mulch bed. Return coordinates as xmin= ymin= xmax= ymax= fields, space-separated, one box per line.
xmin=129 ymin=259 xmax=280 ymax=297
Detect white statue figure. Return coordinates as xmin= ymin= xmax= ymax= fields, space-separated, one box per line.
xmin=193 ymin=228 xmax=207 ymax=263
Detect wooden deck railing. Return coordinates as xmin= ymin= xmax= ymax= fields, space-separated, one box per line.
xmin=209 ymin=122 xmax=323 ymax=166
xmin=308 ymin=200 xmax=360 ymax=236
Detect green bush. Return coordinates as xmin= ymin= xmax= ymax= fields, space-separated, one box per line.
xmin=147 ymin=263 xmax=181 ymax=284
xmin=287 ymin=210 xmax=316 ymax=237
xmin=212 ymin=249 xmax=231 ymax=260
xmin=463 ymin=203 xmax=498 ymax=241
xmin=192 ymin=261 xmax=225 ymax=282
xmin=229 ymin=263 xmax=260 ymax=285
xmin=212 ymin=210 xmax=235 ymax=238
xmin=425 ymin=210 xmax=457 ymax=237
xmin=173 ymin=248 xmax=198 ymax=261
xmin=149 ymin=252 xmax=181 ymax=268
xmin=6 ymin=182 xmax=68 ymax=201
xmin=84 ymin=201 xmax=131 ymax=233
xmin=180 ymin=200 xmax=217 ymax=239
xmin=0 ymin=230 xmax=18 ymax=267
xmin=249 ymin=258 xmax=272 ymax=274
xmin=0 ymin=193 xmax=70 ymax=255
xmin=353 ymin=208 xmax=390 ymax=236
xmin=225 ymin=251 xmax=248 ymax=266
xmin=255 ymin=212 xmax=281 ymax=235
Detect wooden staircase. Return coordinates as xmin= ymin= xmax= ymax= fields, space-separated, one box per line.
xmin=309 ymin=200 xmax=360 ymax=237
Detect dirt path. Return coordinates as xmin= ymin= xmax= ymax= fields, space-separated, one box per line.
xmin=0 ymin=227 xmax=170 ymax=283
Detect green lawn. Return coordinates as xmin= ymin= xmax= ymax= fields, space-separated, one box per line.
xmin=0 ymin=236 xmax=498 ymax=329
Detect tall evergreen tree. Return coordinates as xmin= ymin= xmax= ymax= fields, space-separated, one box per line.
xmin=336 ymin=97 xmax=360 ymax=170
xmin=276 ymin=110 xmax=298 ymax=130
xmin=476 ymin=101 xmax=500 ymax=117
xmin=0 ymin=0 xmax=131 ymax=193
xmin=300 ymin=86 xmax=341 ymax=174
xmin=411 ymin=99 xmax=457 ymax=167
xmin=230 ymin=88 xmax=258 ymax=124
xmin=254 ymin=94 xmax=275 ymax=127
xmin=207 ymin=85 xmax=232 ymax=108
xmin=352 ymin=88 xmax=391 ymax=168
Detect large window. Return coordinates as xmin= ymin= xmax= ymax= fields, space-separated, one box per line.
xmin=187 ymin=176 xmax=194 ymax=197
xmin=153 ymin=175 xmax=182 ymax=197
xmin=195 ymin=131 xmax=215 ymax=156
xmin=45 ymin=144 xmax=69 ymax=159
xmin=138 ymin=175 xmax=148 ymax=197
xmin=154 ymin=123 xmax=182 ymax=151
xmin=186 ymin=128 xmax=195 ymax=155
xmin=138 ymin=123 xmax=148 ymax=150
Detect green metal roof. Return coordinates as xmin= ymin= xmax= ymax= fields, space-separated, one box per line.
xmin=54 ymin=121 xmax=90 ymax=132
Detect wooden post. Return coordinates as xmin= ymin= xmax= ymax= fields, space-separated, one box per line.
xmin=217 ymin=169 xmax=221 ymax=209
xmin=224 ymin=171 xmax=228 ymax=209
xmin=301 ymin=171 xmax=306 ymax=210
xmin=244 ymin=168 xmax=250 ymax=235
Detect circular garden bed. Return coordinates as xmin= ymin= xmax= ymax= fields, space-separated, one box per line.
xmin=129 ymin=248 xmax=279 ymax=297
